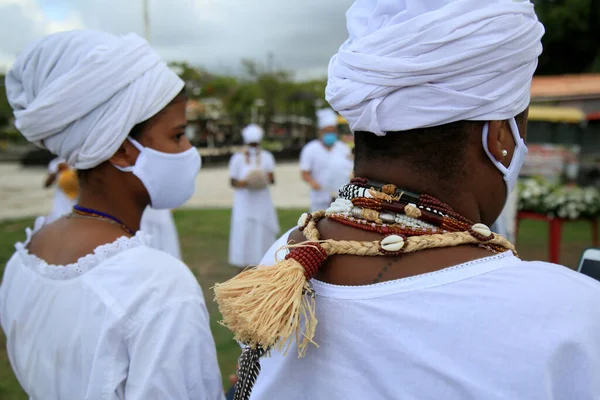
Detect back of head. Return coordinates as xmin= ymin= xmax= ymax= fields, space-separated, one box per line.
xmin=6 ymin=29 xmax=184 ymax=170
xmin=326 ymin=0 xmax=543 ymax=135
xmin=326 ymin=0 xmax=543 ymax=202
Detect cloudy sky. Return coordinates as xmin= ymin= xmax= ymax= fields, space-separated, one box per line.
xmin=0 ymin=0 xmax=354 ymax=80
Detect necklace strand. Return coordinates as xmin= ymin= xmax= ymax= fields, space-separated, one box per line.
xmin=72 ymin=206 xmax=134 ymax=236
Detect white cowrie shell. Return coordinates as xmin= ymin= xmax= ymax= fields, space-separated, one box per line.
xmin=381 ymin=235 xmax=405 ymax=252
xmin=297 ymin=213 xmax=309 ymax=228
xmin=472 ymin=223 xmax=492 ymax=237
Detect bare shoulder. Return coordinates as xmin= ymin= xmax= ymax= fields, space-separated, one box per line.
xmin=27 ymin=218 xmax=130 ymax=266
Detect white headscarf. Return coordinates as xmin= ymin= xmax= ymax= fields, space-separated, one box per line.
xmin=317 ymin=108 xmax=338 ymax=129
xmin=6 ymin=30 xmax=184 ymax=169
xmin=242 ymin=124 xmax=264 ymax=144
xmin=326 ymin=0 xmax=545 ymax=135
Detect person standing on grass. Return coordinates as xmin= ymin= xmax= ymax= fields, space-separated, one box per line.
xmin=0 ymin=30 xmax=225 ymax=399
xmin=228 ymin=124 xmax=279 ymax=268
xmin=300 ymin=108 xmax=351 ymax=212
xmin=215 ymin=1 xmax=600 ymax=399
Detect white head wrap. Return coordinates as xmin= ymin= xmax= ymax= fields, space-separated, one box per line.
xmin=242 ymin=124 xmax=264 ymax=144
xmin=326 ymin=0 xmax=545 ymax=135
xmin=317 ymin=108 xmax=338 ymax=129
xmin=6 ymin=30 xmax=184 ymax=169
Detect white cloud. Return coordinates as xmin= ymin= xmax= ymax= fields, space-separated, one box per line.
xmin=0 ymin=0 xmax=83 ymax=71
xmin=0 ymin=0 xmax=353 ymax=79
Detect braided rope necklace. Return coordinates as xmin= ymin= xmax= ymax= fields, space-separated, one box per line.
xmin=216 ymin=182 xmax=516 ymax=400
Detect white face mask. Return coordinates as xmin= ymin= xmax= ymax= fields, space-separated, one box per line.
xmin=114 ymin=137 xmax=201 ymax=209
xmin=482 ymin=118 xmax=528 ymax=198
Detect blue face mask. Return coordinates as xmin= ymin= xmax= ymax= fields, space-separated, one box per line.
xmin=322 ymin=132 xmax=338 ymax=147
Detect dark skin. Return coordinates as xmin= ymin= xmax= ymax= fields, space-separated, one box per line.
xmin=230 ymin=143 xmax=275 ymax=188
xmin=27 ymin=100 xmax=190 ymax=266
xmin=290 ymin=112 xmax=528 ymax=286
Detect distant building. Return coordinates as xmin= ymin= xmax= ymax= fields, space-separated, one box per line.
xmin=526 ymin=75 xmax=600 ymax=155
xmin=531 ymin=74 xmax=600 ymax=113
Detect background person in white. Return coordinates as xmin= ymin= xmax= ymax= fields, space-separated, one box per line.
xmin=247 ymin=1 xmax=600 ymax=399
xmin=300 ymin=108 xmax=350 ymax=212
xmin=140 ymin=207 xmax=182 ymax=260
xmin=228 ymin=124 xmax=279 ymax=268
xmin=0 ymin=30 xmax=225 ymax=399
xmin=44 ymin=157 xmax=77 ymax=223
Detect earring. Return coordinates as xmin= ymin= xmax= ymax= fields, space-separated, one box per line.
xmin=501 ymin=149 xmax=508 ymax=158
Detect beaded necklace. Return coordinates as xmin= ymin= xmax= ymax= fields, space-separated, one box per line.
xmin=71 ymin=205 xmax=135 ymax=236
xmin=216 ymin=180 xmax=517 ymax=400
xmin=334 ymin=181 xmax=507 ymax=254
xmin=244 ymin=146 xmax=262 ymax=166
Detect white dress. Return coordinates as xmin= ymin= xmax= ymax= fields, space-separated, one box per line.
xmin=228 ymin=149 xmax=280 ymax=268
xmin=248 ymin=229 xmax=600 ymax=400
xmin=0 ymin=217 xmax=224 ymax=400
xmin=46 ymin=158 xmax=76 ymax=224
xmin=140 ymin=207 xmax=182 ymax=260
xmin=299 ymin=140 xmax=351 ymax=212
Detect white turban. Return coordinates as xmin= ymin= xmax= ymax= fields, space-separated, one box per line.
xmin=242 ymin=124 xmax=264 ymax=144
xmin=326 ymin=0 xmax=545 ymax=135
xmin=317 ymin=108 xmax=338 ymax=129
xmin=6 ymin=30 xmax=184 ymax=169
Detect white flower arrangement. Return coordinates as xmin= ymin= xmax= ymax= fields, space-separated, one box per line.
xmin=518 ymin=178 xmax=600 ymax=220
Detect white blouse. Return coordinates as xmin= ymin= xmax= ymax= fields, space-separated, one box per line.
xmin=250 ymin=230 xmax=600 ymax=399
xmin=0 ymin=217 xmax=225 ymax=400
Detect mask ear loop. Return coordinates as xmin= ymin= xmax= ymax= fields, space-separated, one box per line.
xmin=112 ymin=137 xmax=145 ymax=172
xmin=506 ymin=118 xmax=527 ymax=170
xmin=481 ymin=122 xmax=509 ymax=176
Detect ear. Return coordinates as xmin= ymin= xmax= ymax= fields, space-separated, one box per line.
xmin=487 ymin=120 xmax=514 ymax=167
xmin=108 ymin=139 xmax=140 ymax=169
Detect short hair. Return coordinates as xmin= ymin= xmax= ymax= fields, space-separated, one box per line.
xmin=354 ymin=120 xmax=477 ymax=184
xmin=354 ymin=111 xmax=527 ymax=186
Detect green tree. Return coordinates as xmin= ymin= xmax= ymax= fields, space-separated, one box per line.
xmin=535 ymin=0 xmax=600 ymax=74
xmin=168 ymin=62 xmax=208 ymax=99
xmin=0 ymin=77 xmax=12 ymax=128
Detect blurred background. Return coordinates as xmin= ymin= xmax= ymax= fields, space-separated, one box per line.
xmin=0 ymin=0 xmax=600 ymax=398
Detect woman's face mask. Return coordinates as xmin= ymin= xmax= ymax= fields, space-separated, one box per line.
xmin=114 ymin=137 xmax=202 ymax=209
xmin=322 ymin=132 xmax=338 ymax=147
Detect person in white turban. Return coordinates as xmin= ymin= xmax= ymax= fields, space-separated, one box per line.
xmin=228 ymin=1 xmax=600 ymax=399
xmin=0 ymin=30 xmax=226 ymax=399
xmin=228 ymin=124 xmax=279 ymax=268
xmin=300 ymin=108 xmax=351 ymax=212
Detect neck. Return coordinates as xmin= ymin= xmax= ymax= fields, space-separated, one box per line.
xmin=354 ymin=164 xmax=483 ymax=223
xmin=76 ymin=186 xmax=146 ymax=233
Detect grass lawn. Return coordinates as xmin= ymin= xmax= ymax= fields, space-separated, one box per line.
xmin=0 ymin=208 xmax=595 ymax=398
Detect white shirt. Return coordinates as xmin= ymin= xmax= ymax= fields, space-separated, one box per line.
xmin=299 ymin=140 xmax=350 ymax=211
xmin=250 ymin=229 xmax=600 ymax=400
xmin=0 ymin=218 xmax=224 ymax=400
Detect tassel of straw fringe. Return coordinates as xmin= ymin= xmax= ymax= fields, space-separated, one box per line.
xmin=214 ymin=256 xmax=317 ymax=356
xmin=214 ymin=210 xmax=516 ymax=357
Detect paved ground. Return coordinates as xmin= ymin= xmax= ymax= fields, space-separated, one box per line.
xmin=0 ymin=161 xmax=311 ymax=221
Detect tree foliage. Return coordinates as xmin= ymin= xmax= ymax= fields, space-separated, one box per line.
xmin=535 ymin=0 xmax=600 ymax=74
